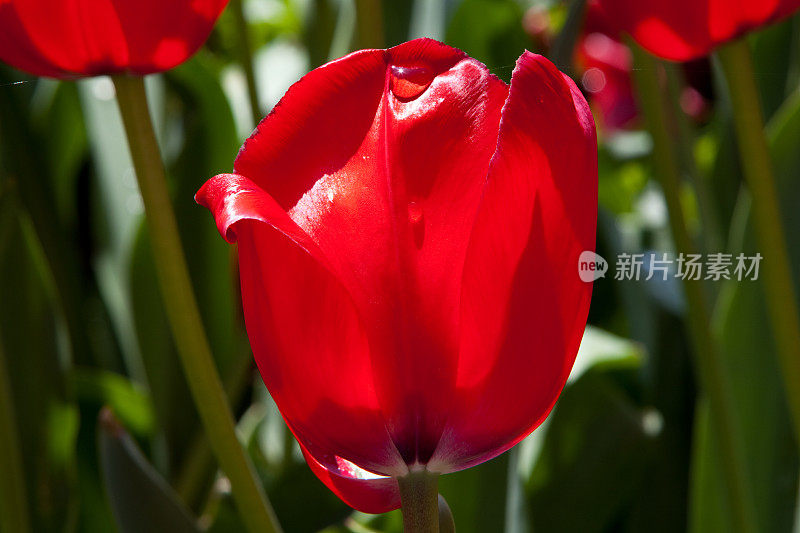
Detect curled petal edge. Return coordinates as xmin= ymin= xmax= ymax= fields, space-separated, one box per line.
xmin=195 ymin=173 xmax=327 ymax=260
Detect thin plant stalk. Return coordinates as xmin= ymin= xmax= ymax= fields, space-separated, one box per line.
xmin=663 ymin=63 xmax=724 ymax=254
xmin=630 ymin=44 xmax=757 ymax=533
xmin=717 ymin=38 xmax=800 ymax=449
xmin=355 ymin=0 xmax=385 ymax=49
xmin=230 ymin=0 xmax=262 ymax=125
xmin=112 ymin=75 xmax=281 ymax=533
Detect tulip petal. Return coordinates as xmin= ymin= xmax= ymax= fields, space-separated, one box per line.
xmin=232 ymin=38 xmax=508 ymax=465
xmin=597 ymin=0 xmax=800 ymax=61
xmin=109 ymin=0 xmax=229 ymax=74
xmin=299 ymin=439 xmax=401 ymax=514
xmin=0 ymin=0 xmax=226 ymax=77
xmin=0 ymin=1 xmax=78 ymax=77
xmin=196 ymin=173 xmax=405 ymax=475
xmin=432 ymin=52 xmax=597 ymax=472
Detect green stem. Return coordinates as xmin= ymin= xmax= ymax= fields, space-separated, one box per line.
xmin=355 ymin=0 xmax=384 ymax=49
xmin=175 ymin=344 xmax=254 ymax=509
xmin=398 ymin=471 xmax=440 ymax=533
xmin=549 ymin=0 xmax=587 ymax=74
xmin=230 ymin=0 xmax=262 ymax=125
xmin=663 ymin=63 xmax=724 ymax=254
xmin=630 ymin=45 xmax=757 ymax=533
xmin=112 ymin=75 xmax=281 ymax=533
xmin=717 ymin=39 xmax=800 ymax=448
xmin=0 ymin=335 xmax=31 ymax=533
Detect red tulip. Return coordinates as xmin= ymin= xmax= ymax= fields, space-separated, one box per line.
xmin=197 ymin=38 xmax=597 ymax=513
xmin=596 ymin=0 xmax=800 ymax=61
xmin=0 ymin=0 xmax=228 ymax=78
xmin=577 ymin=1 xmax=637 ymax=132
xmin=577 ymin=31 xmax=638 ymax=131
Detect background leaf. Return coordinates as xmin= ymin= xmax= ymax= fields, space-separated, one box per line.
xmin=99 ymin=408 xmax=200 ymax=533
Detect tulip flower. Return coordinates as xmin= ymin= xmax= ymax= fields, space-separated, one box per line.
xmin=0 ymin=0 xmax=228 ymax=78
xmin=575 ymin=1 xmax=637 ymax=132
xmin=577 ymin=32 xmax=638 ymax=132
xmin=596 ymin=0 xmax=800 ymax=61
xmin=198 ymin=38 xmax=597 ymax=515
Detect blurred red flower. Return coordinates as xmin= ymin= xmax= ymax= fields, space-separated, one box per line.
xmin=197 ymin=38 xmax=597 ymax=512
xmin=0 ymin=0 xmax=228 ymax=78
xmin=596 ymin=0 xmax=800 ymax=61
xmin=577 ymin=31 xmax=638 ymax=132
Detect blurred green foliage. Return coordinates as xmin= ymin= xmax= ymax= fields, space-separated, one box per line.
xmin=0 ymin=1 xmax=799 ymax=532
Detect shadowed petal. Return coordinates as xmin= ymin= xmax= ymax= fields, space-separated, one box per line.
xmin=432 ymin=52 xmax=597 ymax=472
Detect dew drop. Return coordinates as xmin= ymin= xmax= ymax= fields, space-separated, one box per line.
xmin=390 ymin=65 xmax=434 ymax=100
xmin=408 ymin=202 xmax=425 ymax=247
xmin=408 ymin=202 xmax=423 ymax=225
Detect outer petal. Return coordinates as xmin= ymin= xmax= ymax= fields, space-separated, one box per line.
xmin=597 ymin=0 xmax=800 ymax=61
xmin=0 ymin=0 xmax=227 ymax=77
xmin=431 ymin=52 xmax=597 ymax=471
xmin=232 ymin=38 xmax=508 ymax=465
xmin=196 ymin=174 xmax=404 ymax=475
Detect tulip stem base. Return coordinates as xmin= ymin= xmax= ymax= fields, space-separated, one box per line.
xmin=398 ymin=471 xmax=440 ymax=533
xmin=717 ymin=39 xmax=800 ymax=449
xmin=111 ymin=75 xmax=281 ymax=533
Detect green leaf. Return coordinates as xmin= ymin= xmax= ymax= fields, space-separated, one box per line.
xmin=129 ymin=223 xmax=194 ymax=472
xmin=438 ymin=454 xmax=510 ymax=533
xmin=690 ymin=86 xmax=800 ymax=533
xmin=0 ymin=195 xmax=76 ymax=531
xmin=750 ymin=18 xmax=796 ymax=121
xmin=526 ymin=367 xmax=652 ymax=533
xmin=71 ymin=368 xmax=155 ymax=437
xmin=99 ymin=408 xmax=200 ymax=533
xmin=30 ymin=80 xmax=89 ymax=227
xmin=445 ymin=0 xmax=530 ymax=82
xmin=0 ymin=195 xmax=31 ymax=533
xmin=570 ymin=326 xmax=643 ymax=381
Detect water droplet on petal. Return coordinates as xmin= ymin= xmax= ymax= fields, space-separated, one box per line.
xmin=408 ymin=202 xmax=425 ymax=247
xmin=408 ymin=202 xmax=423 ymax=224
xmin=390 ymin=65 xmax=434 ymax=100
